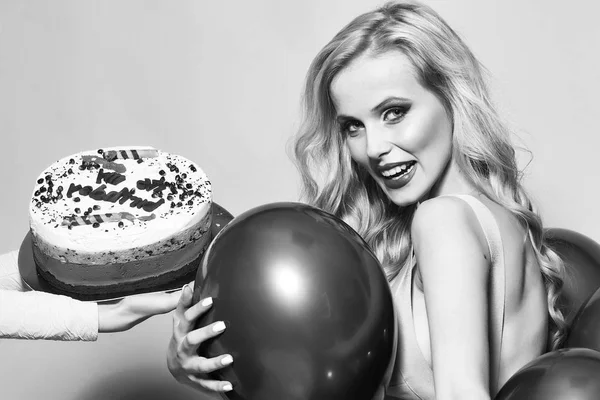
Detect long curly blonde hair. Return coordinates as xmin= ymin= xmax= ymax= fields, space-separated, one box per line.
xmin=291 ymin=1 xmax=567 ymax=350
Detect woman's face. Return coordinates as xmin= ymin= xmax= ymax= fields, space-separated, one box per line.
xmin=330 ymin=51 xmax=454 ymax=207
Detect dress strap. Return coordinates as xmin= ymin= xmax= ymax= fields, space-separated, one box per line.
xmin=388 ymin=265 xmax=435 ymax=399
xmin=441 ymin=194 xmax=506 ymax=394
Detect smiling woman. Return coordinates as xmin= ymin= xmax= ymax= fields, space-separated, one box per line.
xmin=288 ymin=1 xmax=566 ymax=399
xmin=167 ymin=1 xmax=569 ymax=399
xmin=331 ymin=51 xmax=454 ymax=204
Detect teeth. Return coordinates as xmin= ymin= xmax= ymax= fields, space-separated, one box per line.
xmin=381 ymin=163 xmax=411 ymax=177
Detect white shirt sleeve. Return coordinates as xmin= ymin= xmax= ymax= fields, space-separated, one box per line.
xmin=0 ymin=250 xmax=99 ymax=341
xmin=0 ymin=249 xmax=28 ymax=290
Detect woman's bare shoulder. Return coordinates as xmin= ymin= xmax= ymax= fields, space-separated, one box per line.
xmin=412 ymin=196 xmax=489 ymax=250
xmin=411 ymin=196 xmax=490 ymax=274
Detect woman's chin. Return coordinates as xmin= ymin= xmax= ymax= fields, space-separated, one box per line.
xmin=384 ymin=188 xmax=422 ymax=208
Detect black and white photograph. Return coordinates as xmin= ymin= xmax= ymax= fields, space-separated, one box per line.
xmin=1 ymin=1 xmax=599 ymax=399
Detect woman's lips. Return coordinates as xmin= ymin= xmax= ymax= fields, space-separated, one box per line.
xmin=379 ymin=161 xmax=417 ymax=190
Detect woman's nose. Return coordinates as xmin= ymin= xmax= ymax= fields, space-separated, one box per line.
xmin=365 ymin=127 xmax=393 ymax=160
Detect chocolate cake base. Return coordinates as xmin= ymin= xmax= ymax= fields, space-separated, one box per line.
xmin=34 ymin=250 xmax=205 ymax=301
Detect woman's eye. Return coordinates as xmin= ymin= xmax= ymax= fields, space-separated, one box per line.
xmin=342 ymin=121 xmax=363 ymax=136
xmin=383 ymin=107 xmax=407 ymax=122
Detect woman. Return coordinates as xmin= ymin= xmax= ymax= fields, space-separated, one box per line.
xmin=167 ymin=2 xmax=567 ymax=398
xmin=0 ymin=249 xmax=182 ymax=340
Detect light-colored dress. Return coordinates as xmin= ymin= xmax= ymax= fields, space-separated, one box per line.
xmin=0 ymin=250 xmax=98 ymax=340
xmin=385 ymin=194 xmax=507 ymax=399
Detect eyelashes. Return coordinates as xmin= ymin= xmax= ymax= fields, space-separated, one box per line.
xmin=383 ymin=105 xmax=409 ymax=122
xmin=340 ymin=120 xmax=363 ymax=136
xmin=338 ymin=105 xmax=411 ymax=137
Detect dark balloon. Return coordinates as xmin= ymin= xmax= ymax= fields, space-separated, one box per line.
xmin=495 ymin=348 xmax=600 ymax=400
xmin=193 ymin=202 xmax=396 ymax=400
xmin=567 ymin=287 xmax=600 ymax=351
xmin=545 ymin=228 xmax=600 ymax=325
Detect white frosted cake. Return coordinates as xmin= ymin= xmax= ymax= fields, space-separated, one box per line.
xmin=29 ymin=146 xmax=212 ymax=296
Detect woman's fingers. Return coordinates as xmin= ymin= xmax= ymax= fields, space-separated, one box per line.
xmin=168 ymin=281 xmax=233 ymax=394
xmin=183 ymin=354 xmax=234 ymax=375
xmin=183 ymin=296 xmax=213 ymax=325
xmin=187 ymin=375 xmax=233 ymax=393
xmin=179 ymin=321 xmax=226 ymax=355
xmin=173 ymin=300 xmax=215 ymax=339
xmin=174 ymin=284 xmax=195 ymax=317
xmin=173 ymin=287 xmax=213 ymax=336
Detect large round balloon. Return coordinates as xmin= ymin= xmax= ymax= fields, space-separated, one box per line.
xmin=193 ymin=202 xmax=396 ymax=400
xmin=495 ymin=348 xmax=600 ymax=400
xmin=545 ymin=228 xmax=600 ymax=325
xmin=566 ymin=286 xmax=600 ymax=351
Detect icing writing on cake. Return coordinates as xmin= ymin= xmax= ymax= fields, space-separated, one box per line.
xmin=137 ymin=177 xmax=168 ymax=193
xmin=66 ymin=183 xmax=165 ymax=212
xmin=61 ymin=212 xmax=156 ymax=228
xmin=96 ymin=169 xmax=126 ymax=185
xmin=31 ymin=147 xmax=211 ymax=231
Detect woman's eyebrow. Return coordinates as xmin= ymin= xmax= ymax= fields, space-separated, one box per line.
xmin=370 ymin=96 xmax=411 ymax=113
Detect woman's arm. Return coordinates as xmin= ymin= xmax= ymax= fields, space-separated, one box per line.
xmin=411 ymin=197 xmax=492 ymax=400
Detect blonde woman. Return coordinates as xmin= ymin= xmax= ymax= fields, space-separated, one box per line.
xmin=168 ymin=2 xmax=566 ymax=399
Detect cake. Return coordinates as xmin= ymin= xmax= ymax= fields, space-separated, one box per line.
xmin=29 ymin=146 xmax=212 ymax=296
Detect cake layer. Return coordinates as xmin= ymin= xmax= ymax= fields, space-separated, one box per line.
xmin=31 ymin=208 xmax=212 ymax=265
xmin=35 ymin=251 xmax=205 ymax=297
xmin=29 ymin=146 xmax=212 ymax=264
xmin=32 ymin=222 xmax=211 ymax=287
xmin=33 ymin=230 xmax=210 ymax=295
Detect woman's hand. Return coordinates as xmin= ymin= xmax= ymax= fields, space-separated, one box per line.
xmin=97 ymin=289 xmax=181 ymax=333
xmin=167 ymin=283 xmax=234 ymax=393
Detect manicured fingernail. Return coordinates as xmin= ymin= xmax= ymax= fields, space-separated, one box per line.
xmin=223 ymin=383 xmax=233 ymax=391
xmin=201 ymin=297 xmax=213 ymax=307
xmin=221 ymin=355 xmax=233 ymax=365
xmin=213 ymin=321 xmax=226 ymax=332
